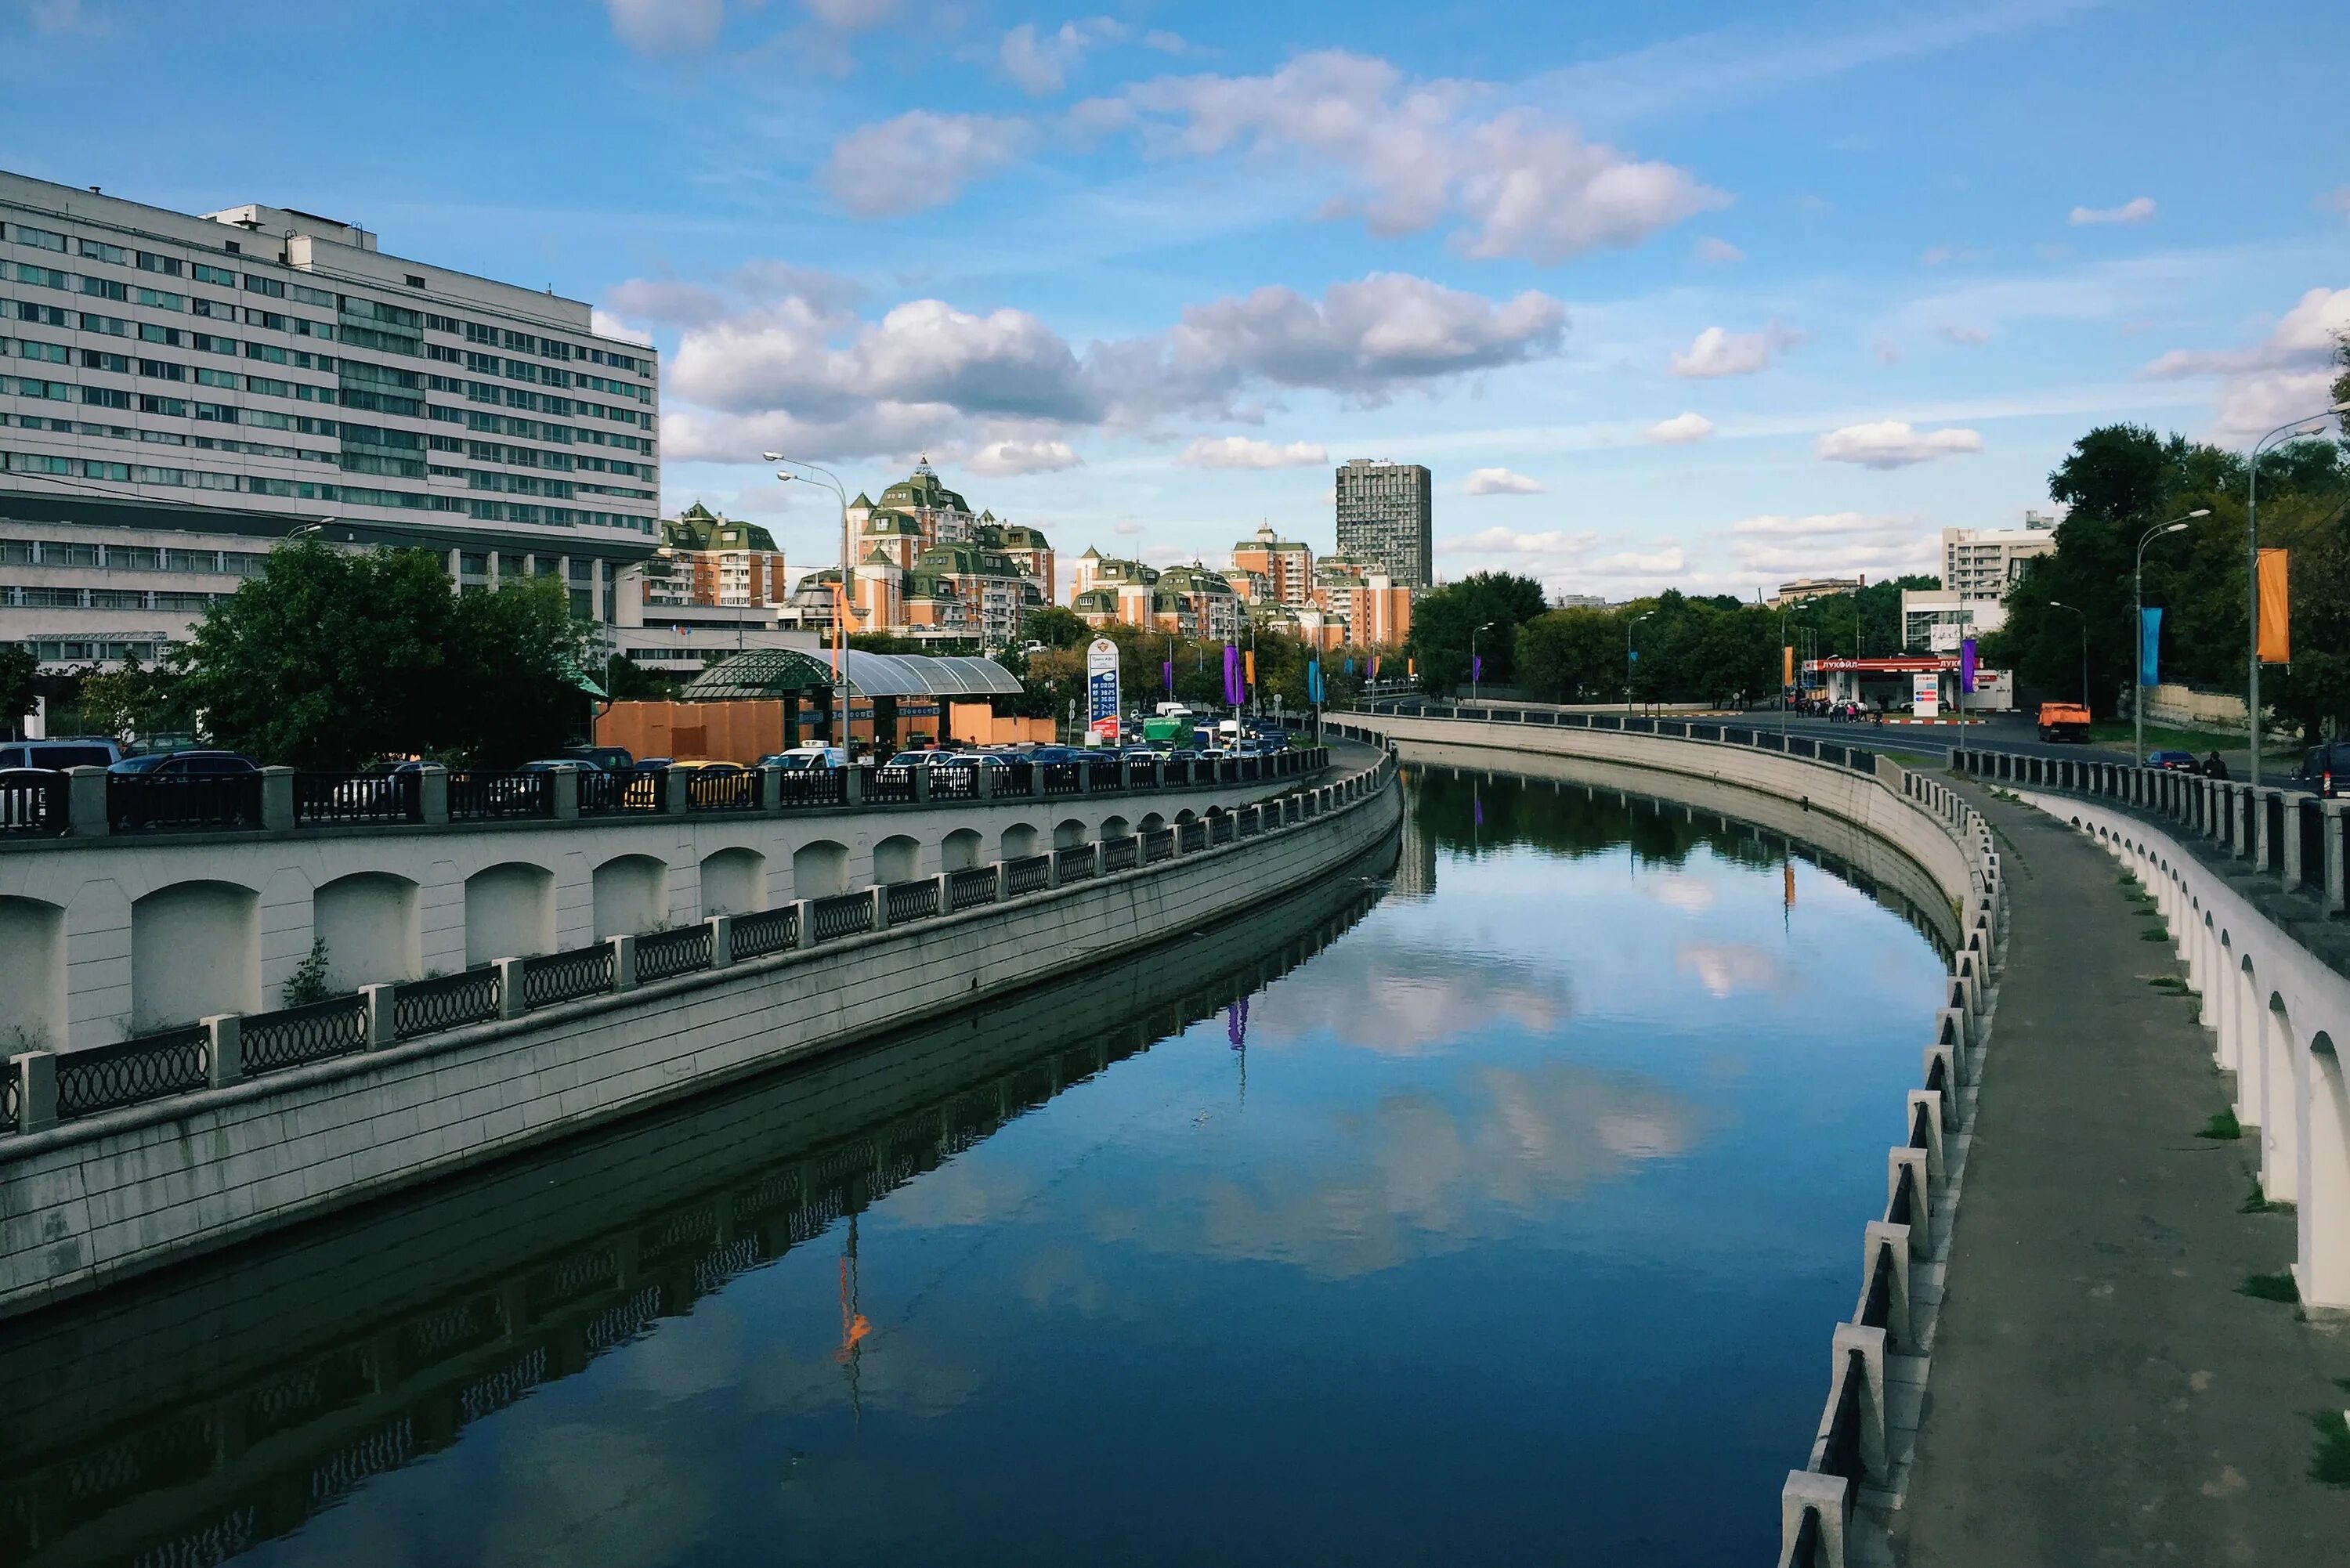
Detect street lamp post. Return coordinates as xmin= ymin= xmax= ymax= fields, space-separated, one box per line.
xmin=765 ymin=454 xmax=853 ymax=755
xmin=2244 ymin=404 xmax=2350 ymax=787
xmin=1625 ymin=611 xmax=1654 ymax=717
xmin=2048 ymin=601 xmax=2088 ymax=711
xmin=2133 ymin=508 xmax=2210 ymax=767
xmin=1470 ymin=620 xmax=1493 ymax=703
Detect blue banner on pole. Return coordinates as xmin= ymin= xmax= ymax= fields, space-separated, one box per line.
xmin=1307 ymin=659 xmax=1325 ymax=703
xmin=2139 ymin=607 xmax=2162 ymax=688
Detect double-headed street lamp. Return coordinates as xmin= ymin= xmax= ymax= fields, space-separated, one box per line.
xmin=1625 ymin=611 xmax=1654 ymax=717
xmin=2047 ymin=601 xmax=2088 ymax=710
xmin=765 ymin=453 xmax=854 ymax=753
xmin=1470 ymin=620 xmax=1494 ymax=703
xmin=2244 ymin=403 xmax=2350 ymax=786
xmin=2133 ymin=508 xmax=2210 ymax=766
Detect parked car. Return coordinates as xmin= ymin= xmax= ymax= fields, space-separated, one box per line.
xmin=557 ymin=744 xmax=634 ymax=771
xmin=883 ymin=750 xmax=966 ymax=768
xmin=2146 ymin=750 xmax=2198 ymax=772
xmin=0 ymin=737 xmax=121 ymax=771
xmin=666 ymin=759 xmax=746 ymax=775
xmin=107 ymin=750 xmax=261 ymax=777
xmin=2294 ymin=742 xmax=2350 ymax=799
xmin=761 ymin=746 xmax=847 ymax=771
xmin=516 ymin=758 xmax=594 ymax=773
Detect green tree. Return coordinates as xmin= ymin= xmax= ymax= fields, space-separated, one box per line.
xmin=1515 ymin=608 xmax=1623 ymax=702
xmin=0 ymin=641 xmax=34 ymax=739
xmin=1406 ymin=572 xmax=1548 ymax=694
xmin=442 ymin=575 xmax=596 ymax=765
xmin=1019 ymin=605 xmax=1092 ymax=649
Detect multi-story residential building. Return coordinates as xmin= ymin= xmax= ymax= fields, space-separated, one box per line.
xmin=652 ymin=502 xmax=785 ymax=609
xmin=1334 ymin=458 xmax=1432 ymax=589
xmin=833 ymin=460 xmax=1053 ymax=645
xmin=1227 ymin=522 xmax=1312 ymax=607
xmin=1940 ymin=516 xmax=2056 ymax=603
xmin=1070 ymin=558 xmax=1244 ymax=641
xmin=0 ymin=171 xmax=661 ymax=669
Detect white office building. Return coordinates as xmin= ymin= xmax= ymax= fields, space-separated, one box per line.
xmin=1 ymin=170 xmax=662 ymax=669
xmin=1901 ymin=512 xmax=2058 ymax=652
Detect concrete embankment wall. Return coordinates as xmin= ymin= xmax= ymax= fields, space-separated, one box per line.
xmin=0 ymin=753 xmax=1401 ymax=1320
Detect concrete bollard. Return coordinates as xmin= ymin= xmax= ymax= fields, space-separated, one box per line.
xmin=1925 ymin=1041 xmax=1964 ymax=1104
xmin=260 ymin=767 xmax=295 ymax=832
xmin=204 ymin=1014 xmax=242 ymax=1088
xmin=663 ymin=768 xmax=689 ymax=817
xmin=911 ymin=767 xmax=932 ymax=805
xmin=1889 ymin=1147 xmax=1933 ymax=1245
xmin=1862 ymin=1220 xmax=1914 ymax=1349
xmin=870 ymin=884 xmax=891 ymax=933
xmin=1906 ymin=1089 xmax=1947 ymax=1180
xmin=10 ymin=1051 xmax=56 ymax=1133
xmin=975 ymin=766 xmax=994 ymax=801
xmin=609 ymin=934 xmax=637 ymax=992
xmin=360 ymin=984 xmax=395 ymax=1046
xmin=494 ymin=958 xmax=526 ymax=1019
xmin=934 ymin=871 xmax=953 ymax=913
xmin=707 ymin=915 xmax=732 ymax=970
xmin=552 ymin=767 xmax=580 ymax=821
xmin=418 ymin=765 xmax=450 ymax=826
xmin=787 ymin=899 xmax=813 ymax=950
xmin=1829 ymin=1322 xmax=1889 ymax=1479
xmin=65 ymin=765 xmax=110 ymax=837
xmin=844 ymin=768 xmax=865 ymax=808
xmin=760 ymin=764 xmax=784 ymax=812
xmin=1778 ymin=1471 xmax=1849 ymax=1568
xmin=2326 ymin=800 xmax=2346 ymax=914
xmin=993 ymin=860 xmax=1010 ymax=902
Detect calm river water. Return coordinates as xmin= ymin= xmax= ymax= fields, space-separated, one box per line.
xmin=2 ymin=763 xmax=1950 ymax=1568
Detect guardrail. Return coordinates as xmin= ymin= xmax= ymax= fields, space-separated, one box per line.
xmin=0 ymin=770 xmax=65 ymax=836
xmin=1336 ymin=704 xmax=2003 ymax=1568
xmin=107 ymin=773 xmax=263 ymax=833
xmin=0 ymin=746 xmax=1389 ymax=1142
xmin=1951 ymin=746 xmax=2347 ymax=919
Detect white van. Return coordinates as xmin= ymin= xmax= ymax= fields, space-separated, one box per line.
xmin=0 ymin=737 xmax=120 ymax=771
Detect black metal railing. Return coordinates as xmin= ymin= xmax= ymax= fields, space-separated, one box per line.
xmin=885 ymin=878 xmax=939 ymax=924
xmin=107 ymin=772 xmax=263 ymax=833
xmin=867 ymin=765 xmax=916 ymax=805
xmin=684 ymin=768 xmax=758 ymax=812
xmin=730 ymin=905 xmax=799 ymax=960
xmin=579 ymin=768 xmax=664 ymax=815
xmin=1039 ymin=761 xmax=1082 ymax=796
xmin=2300 ymin=800 xmax=2327 ymax=893
xmin=520 ymin=945 xmax=615 ymax=1009
xmin=2265 ymin=793 xmax=2286 ymax=873
xmin=1819 ymin=1349 xmax=1867 ymax=1490
xmin=1859 ymin=1240 xmax=1896 ymax=1344
xmin=1178 ymin=820 xmax=1206 ymax=853
xmin=1209 ymin=812 xmax=1235 ymax=844
xmin=998 ymin=759 xmax=1034 ymax=795
xmin=0 ymin=769 xmax=66 ymax=836
xmin=295 ymin=771 xmax=418 ymax=827
xmin=240 ymin=994 xmax=370 ymax=1074
xmin=393 ymin=966 xmax=502 ymax=1039
xmin=635 ymin=925 xmax=713 ymax=983
xmin=1141 ymin=827 xmax=1174 ymax=864
xmin=1005 ymin=854 xmax=1051 ymax=896
xmin=1088 ymin=757 xmax=1122 ymax=792
xmin=776 ymin=768 xmax=846 ymax=808
xmin=812 ymin=891 xmax=874 ymax=942
xmin=448 ymin=771 xmax=551 ymax=821
xmin=54 ymin=1026 xmax=211 ymax=1118
xmin=947 ymin=865 xmax=997 ymax=912
xmin=928 ymin=764 xmax=979 ymax=802
xmin=0 ymin=1058 xmax=17 ymax=1127
xmin=1058 ymin=842 xmax=1099 ymax=880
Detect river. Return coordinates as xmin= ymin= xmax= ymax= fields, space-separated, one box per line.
xmin=0 ymin=761 xmax=1951 ymax=1567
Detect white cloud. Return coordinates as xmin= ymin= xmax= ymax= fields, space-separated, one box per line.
xmin=1920 ymin=244 xmax=1958 ymax=266
xmin=1727 ymin=511 xmax=1938 ymax=577
xmin=606 ymin=0 xmax=723 ymax=54
xmin=1177 ymin=436 xmax=1329 ymax=469
xmin=966 ymin=438 xmax=1083 ymax=475
xmin=1694 ymin=236 xmax=1744 ymax=265
xmin=2142 ymin=286 xmax=2350 ymax=444
xmin=1448 ymin=526 xmax=1597 ymax=555
xmin=1813 ymin=421 xmax=1984 ymax=468
xmin=1463 ymin=467 xmax=1544 ymax=495
xmin=1940 ymin=323 xmax=1992 ymax=345
xmin=1000 ymin=18 xmax=1126 ymax=96
xmin=1587 ymin=546 xmax=1687 ymax=576
xmin=2069 ymin=196 xmax=2155 ymax=226
xmin=1113 ymin=519 xmax=1144 ymax=535
xmin=823 ymin=112 xmax=1032 ymax=218
xmin=1103 ymin=49 xmax=1725 ymax=264
xmin=1644 ymin=411 xmax=1713 ymax=444
xmin=803 ymin=0 xmax=898 ymax=29
xmin=588 ymin=309 xmax=656 ymax=347
xmin=1668 ymin=322 xmax=1803 ymax=378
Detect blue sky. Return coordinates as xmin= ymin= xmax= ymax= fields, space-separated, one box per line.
xmin=3 ymin=0 xmax=2344 ymax=597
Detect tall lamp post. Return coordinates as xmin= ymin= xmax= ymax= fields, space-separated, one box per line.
xmin=2048 ymin=601 xmax=2088 ymax=711
xmin=765 ymin=453 xmax=853 ymax=754
xmin=1625 ymin=611 xmax=1654 ymax=717
xmin=2133 ymin=508 xmax=2210 ymax=767
xmin=2244 ymin=403 xmax=2350 ymax=787
xmin=1470 ymin=620 xmax=1493 ymax=703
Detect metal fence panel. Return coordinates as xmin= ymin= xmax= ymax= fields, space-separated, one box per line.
xmin=812 ymin=891 xmax=874 ymax=942
xmin=520 ymin=945 xmax=616 ymax=1009
xmin=295 ymin=772 xmax=418 ymax=826
xmin=635 ymin=925 xmax=713 ymax=983
xmin=730 ymin=905 xmax=799 ymax=960
xmin=55 ymin=1026 xmax=211 ymax=1118
xmin=242 ymin=995 xmax=370 ymax=1073
xmin=108 ymin=773 xmax=263 ymax=833
xmin=393 ymin=967 xmax=502 ymax=1039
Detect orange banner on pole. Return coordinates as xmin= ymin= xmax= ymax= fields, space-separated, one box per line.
xmin=1244 ymin=649 xmax=1256 ymax=687
xmin=1783 ymin=645 xmax=1795 ymax=688
xmin=2258 ymin=547 xmax=2290 ymax=663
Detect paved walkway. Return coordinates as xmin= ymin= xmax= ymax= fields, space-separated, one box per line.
xmin=1896 ymin=785 xmax=2350 ymax=1565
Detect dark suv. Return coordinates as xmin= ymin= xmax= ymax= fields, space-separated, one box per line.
xmin=2294 ymin=742 xmax=2350 ymax=798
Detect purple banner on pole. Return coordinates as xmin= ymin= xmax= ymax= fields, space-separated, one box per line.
xmin=1222 ymin=643 xmax=1242 ymax=706
xmin=1959 ymin=637 xmax=1977 ymax=694
xmin=1162 ymin=659 xmax=1173 ymax=693
xmin=1473 ymin=653 xmax=1484 ymax=683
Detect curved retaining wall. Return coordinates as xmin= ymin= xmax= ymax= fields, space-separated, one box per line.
xmin=0 ymin=750 xmax=1401 ymax=1321
xmin=1335 ymin=710 xmax=2002 ymax=1568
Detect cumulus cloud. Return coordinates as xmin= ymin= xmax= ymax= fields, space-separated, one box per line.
xmin=1940 ymin=323 xmax=1991 ymax=345
xmin=1097 ymin=50 xmax=1725 ymax=264
xmin=1668 ymin=322 xmax=1803 ymax=378
xmin=1449 ymin=526 xmax=1597 ymax=555
xmin=1813 ymin=421 xmax=1984 ymax=468
xmin=606 ymin=0 xmax=723 ymax=54
xmin=589 ymin=309 xmax=656 ymax=347
xmin=1644 ymin=411 xmax=1713 ymax=444
xmin=1694 ymin=237 xmax=1744 ymax=265
xmin=1463 ymin=467 xmax=1543 ymax=495
xmin=637 ymin=266 xmax=1560 ymax=462
xmin=2069 ymin=196 xmax=2155 ymax=226
xmin=1728 ymin=511 xmax=1938 ymax=577
xmin=1177 ymin=436 xmax=1329 ymax=469
xmin=2142 ymin=286 xmax=2350 ymax=444
xmin=804 ymin=0 xmax=898 ymax=29
xmin=823 ymin=112 xmax=1032 ymax=217
xmin=1000 ymin=18 xmax=1126 ymax=96
xmin=966 ymin=438 xmax=1083 ymax=475
xmin=1588 ymin=546 xmax=1687 ymax=576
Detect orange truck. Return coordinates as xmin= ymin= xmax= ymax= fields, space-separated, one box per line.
xmin=2037 ymin=701 xmax=2092 ymax=742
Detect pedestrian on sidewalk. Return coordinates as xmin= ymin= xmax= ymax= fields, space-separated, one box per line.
xmin=2202 ymin=750 xmax=2229 ymax=779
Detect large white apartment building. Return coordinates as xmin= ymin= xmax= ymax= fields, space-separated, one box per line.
xmin=0 ymin=170 xmax=662 ymax=668
xmin=1902 ymin=511 xmax=2060 ymax=651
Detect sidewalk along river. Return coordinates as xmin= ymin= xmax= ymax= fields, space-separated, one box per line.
xmin=0 ymin=763 xmax=1950 ymax=1568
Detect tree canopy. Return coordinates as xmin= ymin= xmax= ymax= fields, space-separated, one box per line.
xmin=1405 ymin=571 xmax=1549 ymax=693
xmin=0 ymin=641 xmax=34 ymax=739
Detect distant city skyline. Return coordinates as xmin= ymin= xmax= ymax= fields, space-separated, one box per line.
xmin=2 ymin=1 xmax=2341 ymax=605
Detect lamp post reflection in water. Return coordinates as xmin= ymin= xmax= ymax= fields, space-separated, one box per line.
xmin=836 ymin=1214 xmax=873 ymax=1429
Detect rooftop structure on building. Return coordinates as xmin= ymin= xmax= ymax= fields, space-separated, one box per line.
xmin=0 ymin=168 xmax=662 ymax=668
xmin=1770 ymin=575 xmax=1867 ymax=607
